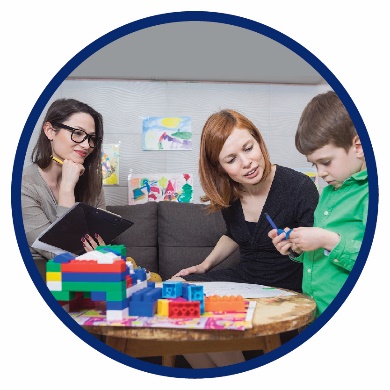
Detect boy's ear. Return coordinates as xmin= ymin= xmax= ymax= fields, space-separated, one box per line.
xmin=353 ymin=135 xmax=364 ymax=158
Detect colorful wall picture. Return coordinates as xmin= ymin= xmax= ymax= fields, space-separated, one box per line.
xmin=101 ymin=143 xmax=120 ymax=185
xmin=129 ymin=173 xmax=193 ymax=204
xmin=142 ymin=116 xmax=192 ymax=150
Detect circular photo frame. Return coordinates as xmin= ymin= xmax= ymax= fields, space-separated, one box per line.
xmin=11 ymin=11 xmax=378 ymax=379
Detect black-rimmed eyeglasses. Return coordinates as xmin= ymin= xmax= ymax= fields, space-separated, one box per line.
xmin=51 ymin=122 xmax=101 ymax=148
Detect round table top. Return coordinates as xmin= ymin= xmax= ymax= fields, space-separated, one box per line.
xmin=85 ymin=290 xmax=316 ymax=342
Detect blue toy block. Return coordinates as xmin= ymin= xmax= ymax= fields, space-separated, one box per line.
xmin=106 ymin=299 xmax=129 ymax=310
xmin=128 ymin=286 xmax=162 ymax=317
xmin=61 ymin=271 xmax=127 ymax=282
xmin=133 ymin=268 xmax=147 ymax=282
xmin=129 ymin=300 xmax=157 ymax=317
xmin=144 ymin=287 xmax=162 ymax=301
xmin=53 ymin=252 xmax=75 ymax=263
xmin=162 ymin=281 xmax=183 ymax=298
xmin=183 ymin=284 xmax=205 ymax=314
xmin=182 ymin=284 xmax=204 ymax=301
xmin=147 ymin=281 xmax=156 ymax=288
xmin=131 ymin=287 xmax=153 ymax=301
xmin=91 ymin=291 xmax=106 ymax=301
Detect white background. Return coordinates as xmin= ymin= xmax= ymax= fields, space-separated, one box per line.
xmin=3 ymin=1 xmax=388 ymax=388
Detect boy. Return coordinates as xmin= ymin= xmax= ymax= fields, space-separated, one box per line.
xmin=269 ymin=90 xmax=368 ymax=317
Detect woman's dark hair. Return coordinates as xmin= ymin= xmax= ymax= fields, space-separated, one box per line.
xmin=31 ymin=98 xmax=104 ymax=205
xmin=199 ymin=109 xmax=271 ymax=212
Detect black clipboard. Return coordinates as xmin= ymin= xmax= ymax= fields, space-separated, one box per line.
xmin=32 ymin=202 xmax=134 ymax=256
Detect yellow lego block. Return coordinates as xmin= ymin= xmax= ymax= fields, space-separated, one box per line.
xmin=157 ymin=299 xmax=169 ymax=316
xmin=46 ymin=272 xmax=62 ymax=282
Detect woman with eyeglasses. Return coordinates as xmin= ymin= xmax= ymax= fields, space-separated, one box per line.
xmin=22 ymin=98 xmax=106 ymax=280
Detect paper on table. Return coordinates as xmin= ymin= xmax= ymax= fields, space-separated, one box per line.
xmin=194 ymin=282 xmax=295 ymax=298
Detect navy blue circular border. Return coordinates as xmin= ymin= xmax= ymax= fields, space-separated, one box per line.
xmin=11 ymin=11 xmax=378 ymax=379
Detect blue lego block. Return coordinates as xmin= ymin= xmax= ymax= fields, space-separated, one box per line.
xmin=133 ymin=268 xmax=147 ymax=282
xmin=162 ymin=281 xmax=183 ymax=298
xmin=53 ymin=252 xmax=75 ymax=263
xmin=182 ymin=284 xmax=205 ymax=314
xmin=129 ymin=300 xmax=157 ymax=317
xmin=144 ymin=287 xmax=162 ymax=301
xmin=147 ymin=281 xmax=156 ymax=288
xmin=91 ymin=291 xmax=106 ymax=301
xmin=128 ymin=286 xmax=162 ymax=317
xmin=182 ymin=284 xmax=204 ymax=301
xmin=131 ymin=287 xmax=153 ymax=301
xmin=106 ymin=298 xmax=129 ymax=310
xmin=61 ymin=271 xmax=127 ymax=282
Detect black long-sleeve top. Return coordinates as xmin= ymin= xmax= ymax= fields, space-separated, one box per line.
xmin=184 ymin=165 xmax=319 ymax=292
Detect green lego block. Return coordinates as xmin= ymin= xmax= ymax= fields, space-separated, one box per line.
xmin=96 ymin=244 xmax=126 ymax=258
xmin=51 ymin=290 xmax=76 ymax=301
xmin=62 ymin=280 xmax=126 ymax=293
xmin=46 ymin=260 xmax=61 ymax=272
xmin=106 ymin=289 xmax=127 ymax=300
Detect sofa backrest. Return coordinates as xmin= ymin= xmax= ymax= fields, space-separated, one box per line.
xmin=107 ymin=202 xmax=158 ymax=273
xmin=107 ymin=202 xmax=240 ymax=280
xmin=157 ymin=202 xmax=240 ymax=280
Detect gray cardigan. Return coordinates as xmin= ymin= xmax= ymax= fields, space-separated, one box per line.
xmin=21 ymin=164 xmax=105 ymax=279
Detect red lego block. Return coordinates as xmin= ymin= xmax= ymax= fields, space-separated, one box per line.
xmin=168 ymin=301 xmax=200 ymax=318
xmin=61 ymin=259 xmax=126 ymax=273
xmin=205 ymin=295 xmax=245 ymax=312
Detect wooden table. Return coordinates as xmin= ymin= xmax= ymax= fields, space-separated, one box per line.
xmin=84 ymin=290 xmax=316 ymax=367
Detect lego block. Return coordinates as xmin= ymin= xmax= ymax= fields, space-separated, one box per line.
xmin=162 ymin=281 xmax=183 ymax=298
xmin=61 ymin=280 xmax=126 ymax=293
xmin=96 ymin=244 xmax=126 ymax=258
xmin=91 ymin=291 xmax=106 ymax=301
xmin=52 ymin=252 xmax=76 ymax=263
xmin=61 ymin=259 xmax=126 ymax=273
xmin=106 ymin=290 xmax=127 ymax=301
xmin=46 ymin=272 xmax=62 ymax=282
xmin=133 ymin=268 xmax=147 ymax=282
xmin=61 ymin=271 xmax=127 ymax=282
xmin=129 ymin=300 xmax=157 ymax=317
xmin=157 ymin=299 xmax=169 ymax=316
xmin=131 ymin=287 xmax=153 ymax=301
xmin=204 ymin=295 xmax=245 ymax=312
xmin=106 ymin=298 xmax=129 ymax=310
xmin=47 ymin=281 xmax=62 ymax=291
xmin=106 ymin=307 xmax=129 ymax=321
xmin=51 ymin=290 xmax=76 ymax=301
xmin=183 ymin=284 xmax=204 ymax=301
xmin=127 ymin=280 xmax=148 ymax=298
xmin=168 ymin=301 xmax=200 ymax=318
xmin=46 ymin=260 xmax=61 ymax=272
xmin=75 ymin=250 xmax=121 ymax=264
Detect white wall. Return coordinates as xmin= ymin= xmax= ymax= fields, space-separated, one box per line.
xmin=24 ymin=79 xmax=331 ymax=206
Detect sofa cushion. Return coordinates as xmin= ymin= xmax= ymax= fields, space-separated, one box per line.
xmin=107 ymin=202 xmax=159 ymax=273
xmin=157 ymin=202 xmax=240 ymax=280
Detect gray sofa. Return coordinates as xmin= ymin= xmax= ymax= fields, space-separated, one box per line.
xmin=107 ymin=202 xmax=240 ymax=280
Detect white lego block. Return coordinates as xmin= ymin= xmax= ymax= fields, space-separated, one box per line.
xmin=75 ymin=250 xmax=120 ymax=264
xmin=106 ymin=307 xmax=129 ymax=321
xmin=47 ymin=281 xmax=62 ymax=291
xmin=127 ymin=280 xmax=148 ymax=298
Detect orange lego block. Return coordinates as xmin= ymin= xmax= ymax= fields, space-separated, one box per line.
xmin=204 ymin=295 xmax=246 ymax=312
xmin=61 ymin=259 xmax=126 ymax=273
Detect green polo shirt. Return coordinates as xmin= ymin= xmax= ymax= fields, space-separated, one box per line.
xmin=294 ymin=169 xmax=368 ymax=317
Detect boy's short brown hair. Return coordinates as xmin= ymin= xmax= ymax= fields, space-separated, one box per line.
xmin=295 ymin=90 xmax=357 ymax=155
